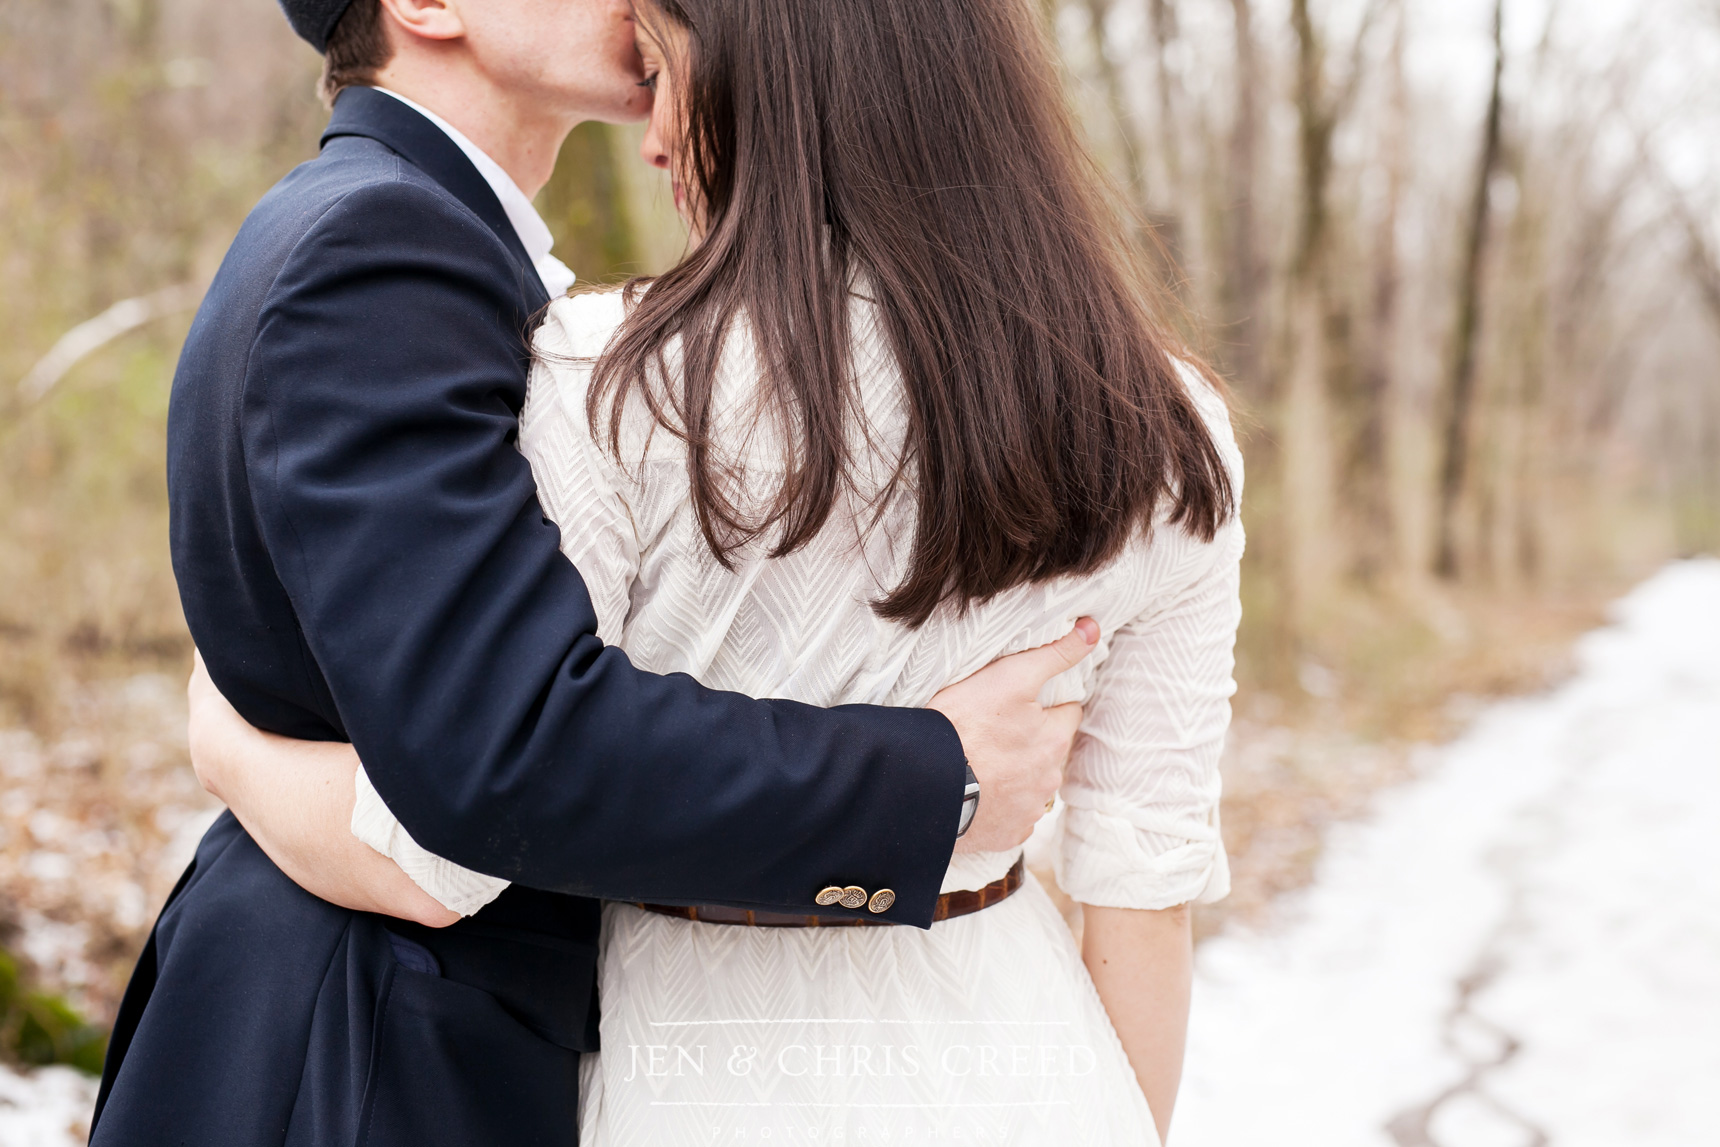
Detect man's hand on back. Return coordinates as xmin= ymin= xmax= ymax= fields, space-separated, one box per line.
xmin=930 ymin=618 xmax=1099 ymax=855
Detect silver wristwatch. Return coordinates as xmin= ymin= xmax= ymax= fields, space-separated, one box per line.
xmin=955 ymin=763 xmax=981 ymax=837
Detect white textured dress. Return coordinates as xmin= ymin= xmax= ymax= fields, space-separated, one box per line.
xmin=353 ymin=289 xmax=1245 ymax=1146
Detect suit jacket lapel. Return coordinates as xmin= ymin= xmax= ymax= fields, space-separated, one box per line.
xmin=321 ymin=87 xmax=551 ymax=310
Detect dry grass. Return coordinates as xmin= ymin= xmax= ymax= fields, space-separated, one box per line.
xmin=1 ymin=328 xmax=217 ymax=1032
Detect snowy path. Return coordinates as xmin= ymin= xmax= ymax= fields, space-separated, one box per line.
xmin=1177 ymin=560 xmax=1720 ymax=1147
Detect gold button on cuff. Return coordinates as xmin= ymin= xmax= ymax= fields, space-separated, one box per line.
xmin=867 ymin=889 xmax=896 ymax=914
xmin=815 ymin=886 xmax=845 ymax=907
xmin=838 ymin=886 xmax=869 ymax=909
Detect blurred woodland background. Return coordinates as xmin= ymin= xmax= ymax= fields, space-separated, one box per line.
xmin=1 ymin=0 xmax=1717 ymax=1096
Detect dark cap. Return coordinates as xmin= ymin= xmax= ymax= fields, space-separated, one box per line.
xmin=277 ymin=0 xmax=357 ymax=54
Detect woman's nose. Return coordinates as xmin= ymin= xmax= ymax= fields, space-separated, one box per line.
xmin=640 ymin=126 xmax=670 ymax=171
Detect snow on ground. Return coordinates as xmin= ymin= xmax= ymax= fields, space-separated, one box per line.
xmin=0 ymin=1064 xmax=96 ymax=1147
xmin=1177 ymin=559 xmax=1720 ymax=1147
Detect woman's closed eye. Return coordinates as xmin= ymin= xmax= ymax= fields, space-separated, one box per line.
xmin=637 ymin=71 xmax=658 ymax=91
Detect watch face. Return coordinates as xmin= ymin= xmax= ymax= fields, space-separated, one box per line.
xmin=957 ymin=794 xmax=978 ymax=835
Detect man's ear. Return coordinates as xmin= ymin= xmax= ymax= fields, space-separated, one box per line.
xmin=377 ymin=0 xmax=466 ymax=43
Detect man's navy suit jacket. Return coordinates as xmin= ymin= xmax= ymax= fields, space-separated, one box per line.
xmin=91 ymin=88 xmax=965 ymax=1145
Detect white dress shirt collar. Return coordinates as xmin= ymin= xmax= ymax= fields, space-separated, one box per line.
xmin=371 ymin=87 xmax=577 ymax=300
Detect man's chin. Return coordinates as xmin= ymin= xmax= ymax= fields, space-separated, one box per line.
xmin=556 ymin=87 xmax=652 ymax=129
xmin=590 ymin=106 xmax=653 ymax=127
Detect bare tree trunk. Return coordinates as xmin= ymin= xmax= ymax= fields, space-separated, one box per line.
xmin=1083 ymin=0 xmax=1187 ymax=285
xmin=1349 ymin=0 xmax=1407 ymax=582
xmin=1670 ymin=197 xmax=1720 ymax=552
xmin=1510 ymin=181 xmax=1550 ymax=585
xmin=1434 ymin=0 xmax=1507 ymax=580
xmin=1146 ymin=0 xmax=1187 ymax=266
xmin=1502 ymin=6 xmax=1567 ymax=585
xmin=1280 ymin=0 xmax=1386 ymax=631
xmin=1289 ymin=0 xmax=1334 ymax=288
xmin=1280 ymin=285 xmax=1336 ymax=636
xmin=1223 ymin=0 xmax=1265 ymax=398
xmin=1675 ymin=204 xmax=1720 ymax=328
xmin=1082 ymin=0 xmax=1149 ymax=218
xmin=1279 ymin=0 xmax=1344 ymax=633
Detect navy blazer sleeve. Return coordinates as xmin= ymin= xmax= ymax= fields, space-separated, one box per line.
xmin=238 ymin=178 xmax=965 ymax=926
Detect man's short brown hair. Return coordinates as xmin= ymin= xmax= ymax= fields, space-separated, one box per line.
xmin=319 ymin=0 xmax=394 ymax=106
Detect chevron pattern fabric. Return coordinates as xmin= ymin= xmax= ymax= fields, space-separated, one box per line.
xmin=357 ymin=288 xmax=1246 ymax=1143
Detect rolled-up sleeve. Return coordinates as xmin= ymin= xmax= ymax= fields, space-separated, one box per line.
xmin=351 ymin=765 xmax=511 ymax=915
xmin=1055 ymin=508 xmax=1244 ymax=911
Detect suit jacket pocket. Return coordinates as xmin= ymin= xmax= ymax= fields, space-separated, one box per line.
xmin=388 ymin=914 xmax=601 ymax=1052
xmin=357 ymin=967 xmax=580 ymax=1147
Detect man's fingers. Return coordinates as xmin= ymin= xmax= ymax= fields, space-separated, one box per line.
xmin=1046 ymin=700 xmax=1084 ymax=740
xmin=188 ymin=647 xmax=210 ymax=702
xmin=999 ymin=618 xmax=1100 ymax=693
xmin=1042 ymin=702 xmax=1083 ymax=782
xmin=190 ymin=649 xmax=226 ymax=703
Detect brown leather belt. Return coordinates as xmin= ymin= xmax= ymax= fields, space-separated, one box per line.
xmin=636 ymin=857 xmax=1025 ymax=928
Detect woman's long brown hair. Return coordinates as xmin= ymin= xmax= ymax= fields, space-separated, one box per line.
xmin=590 ymin=0 xmax=1235 ymax=627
